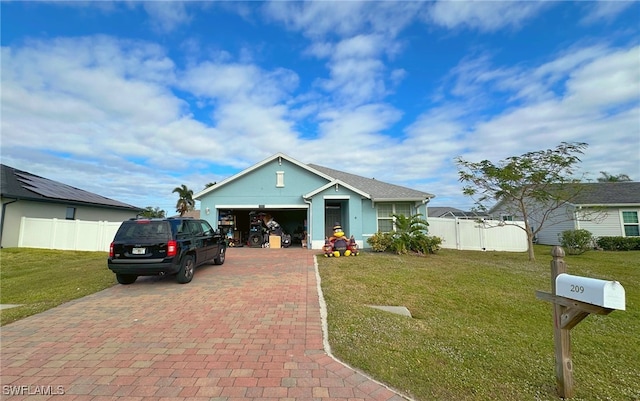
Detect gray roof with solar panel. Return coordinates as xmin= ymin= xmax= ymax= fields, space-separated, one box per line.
xmin=1 ymin=164 xmax=140 ymax=211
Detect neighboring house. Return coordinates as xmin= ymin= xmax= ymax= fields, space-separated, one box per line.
xmin=428 ymin=206 xmax=489 ymax=219
xmin=1 ymin=164 xmax=142 ymax=248
xmin=489 ymin=182 xmax=640 ymax=246
xmin=194 ymin=153 xmax=435 ymax=249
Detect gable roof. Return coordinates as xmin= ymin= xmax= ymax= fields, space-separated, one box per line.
xmin=194 ymin=153 xmax=435 ymax=202
xmin=1 ymin=164 xmax=141 ymax=211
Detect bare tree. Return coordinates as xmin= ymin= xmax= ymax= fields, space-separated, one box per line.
xmin=455 ymin=142 xmax=591 ymax=261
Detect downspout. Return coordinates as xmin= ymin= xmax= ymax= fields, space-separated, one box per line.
xmin=304 ymin=198 xmax=312 ymax=249
xmin=1 ymin=199 xmax=18 ymax=248
xmin=422 ymin=197 xmax=432 ymax=233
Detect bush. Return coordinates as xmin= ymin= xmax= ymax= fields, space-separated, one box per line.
xmin=559 ymin=229 xmax=594 ymax=255
xmin=366 ymin=214 xmax=442 ymax=255
xmin=596 ymin=236 xmax=640 ymax=251
xmin=367 ymin=231 xmax=394 ymax=252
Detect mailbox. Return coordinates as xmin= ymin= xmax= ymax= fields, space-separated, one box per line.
xmin=555 ymin=274 xmax=625 ymax=310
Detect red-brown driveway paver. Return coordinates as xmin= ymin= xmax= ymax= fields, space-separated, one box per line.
xmin=1 ymin=248 xmax=411 ymax=401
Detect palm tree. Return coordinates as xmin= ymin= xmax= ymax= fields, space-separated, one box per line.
xmin=597 ymin=171 xmax=632 ymax=182
xmin=172 ymin=184 xmax=195 ymax=217
xmin=140 ymin=206 xmax=166 ymax=218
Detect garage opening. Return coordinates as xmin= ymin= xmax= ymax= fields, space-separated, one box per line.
xmin=218 ymin=208 xmax=307 ymax=248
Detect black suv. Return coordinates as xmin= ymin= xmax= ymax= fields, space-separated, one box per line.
xmin=108 ymin=217 xmax=226 ymax=285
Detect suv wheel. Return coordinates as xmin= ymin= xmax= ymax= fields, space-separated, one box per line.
xmin=214 ymin=248 xmax=226 ymax=265
xmin=176 ymin=255 xmax=195 ymax=284
xmin=116 ymin=274 xmax=137 ymax=285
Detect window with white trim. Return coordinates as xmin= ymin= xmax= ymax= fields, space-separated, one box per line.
xmin=376 ymin=203 xmax=413 ymax=232
xmin=622 ymin=211 xmax=640 ymax=237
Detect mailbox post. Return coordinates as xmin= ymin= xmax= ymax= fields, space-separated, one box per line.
xmin=535 ymin=246 xmax=625 ymax=399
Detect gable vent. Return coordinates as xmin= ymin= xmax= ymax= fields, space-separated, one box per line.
xmin=276 ymin=171 xmax=285 ymax=187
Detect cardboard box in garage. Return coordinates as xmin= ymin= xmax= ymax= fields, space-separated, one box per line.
xmin=269 ymin=235 xmax=281 ymax=249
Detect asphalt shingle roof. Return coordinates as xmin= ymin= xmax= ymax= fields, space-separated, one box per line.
xmin=566 ymin=182 xmax=640 ymax=205
xmin=489 ymin=181 xmax=640 ymax=213
xmin=308 ymin=163 xmax=434 ymax=201
xmin=1 ymin=164 xmax=141 ymax=210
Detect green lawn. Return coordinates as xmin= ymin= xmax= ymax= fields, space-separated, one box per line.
xmin=317 ymin=245 xmax=639 ymax=401
xmin=0 ymin=248 xmax=115 ymax=325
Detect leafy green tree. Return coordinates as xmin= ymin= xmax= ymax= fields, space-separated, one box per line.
xmin=140 ymin=206 xmax=166 ymax=218
xmin=455 ymin=142 xmax=589 ymax=261
xmin=597 ymin=171 xmax=632 ymax=182
xmin=172 ymin=184 xmax=195 ymax=217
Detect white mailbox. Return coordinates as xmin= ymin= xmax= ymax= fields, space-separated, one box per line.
xmin=556 ymin=274 xmax=625 ymax=310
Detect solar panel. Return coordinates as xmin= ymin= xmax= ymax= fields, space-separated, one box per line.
xmin=15 ymin=172 xmax=135 ymax=208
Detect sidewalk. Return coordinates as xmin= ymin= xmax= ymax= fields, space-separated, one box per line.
xmin=0 ymin=247 xmax=410 ymax=401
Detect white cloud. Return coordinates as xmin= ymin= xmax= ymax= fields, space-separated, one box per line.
xmin=580 ymin=1 xmax=635 ymax=25
xmin=448 ymin=45 xmax=639 ymax=183
xmin=426 ymin=1 xmax=552 ymax=32
xmin=143 ymin=1 xmax=192 ymax=33
xmin=1 ymin=37 xmax=185 ymax=165
xmin=564 ymin=46 xmax=640 ymax=111
xmin=262 ymin=1 xmax=422 ymax=39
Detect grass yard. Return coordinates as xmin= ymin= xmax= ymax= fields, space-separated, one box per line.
xmin=0 ymin=248 xmax=115 ymax=326
xmin=317 ymin=245 xmax=639 ymax=401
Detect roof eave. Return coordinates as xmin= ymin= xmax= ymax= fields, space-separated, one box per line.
xmin=1 ymin=194 xmax=141 ymax=211
xmin=372 ymin=195 xmax=435 ymax=203
xmin=574 ymin=203 xmax=640 ymax=208
xmin=304 ymin=180 xmax=371 ymax=199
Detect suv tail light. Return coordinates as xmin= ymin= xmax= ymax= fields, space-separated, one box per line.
xmin=167 ymin=240 xmax=177 ymax=257
xmin=109 ymin=242 xmax=114 ymax=257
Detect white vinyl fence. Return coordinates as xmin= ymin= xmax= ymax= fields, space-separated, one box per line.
xmin=18 ymin=217 xmax=123 ymax=252
xmin=428 ymin=217 xmax=528 ymax=252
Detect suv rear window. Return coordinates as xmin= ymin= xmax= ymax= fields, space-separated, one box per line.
xmin=114 ymin=221 xmax=172 ymax=241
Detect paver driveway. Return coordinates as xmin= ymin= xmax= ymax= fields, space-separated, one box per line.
xmin=1 ymin=247 xmax=410 ymax=401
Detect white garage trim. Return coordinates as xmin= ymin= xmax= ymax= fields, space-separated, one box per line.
xmin=215 ymin=204 xmax=309 ymax=209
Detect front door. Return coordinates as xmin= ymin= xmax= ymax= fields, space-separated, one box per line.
xmin=325 ymin=201 xmax=346 ymax=238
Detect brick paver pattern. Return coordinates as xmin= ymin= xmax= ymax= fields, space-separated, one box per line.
xmin=1 ymin=248 xmax=409 ymax=401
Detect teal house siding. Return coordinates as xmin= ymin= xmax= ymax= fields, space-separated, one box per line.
xmin=194 ymin=153 xmax=435 ymax=250
xmin=199 ymin=157 xmax=327 ymax=211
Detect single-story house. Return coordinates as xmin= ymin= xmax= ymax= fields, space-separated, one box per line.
xmin=489 ymin=182 xmax=640 ymax=245
xmin=194 ymin=153 xmax=435 ymax=249
xmin=1 ymin=164 xmax=142 ymax=248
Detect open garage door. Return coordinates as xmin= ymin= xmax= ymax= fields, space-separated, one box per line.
xmin=217 ymin=207 xmax=308 ymax=248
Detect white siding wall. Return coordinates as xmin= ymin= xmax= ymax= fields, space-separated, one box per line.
xmin=578 ymin=208 xmax=625 ymax=238
xmin=535 ymin=218 xmax=575 ymax=246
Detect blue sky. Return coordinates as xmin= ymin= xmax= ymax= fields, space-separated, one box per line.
xmin=2 ymin=1 xmax=639 ymax=214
